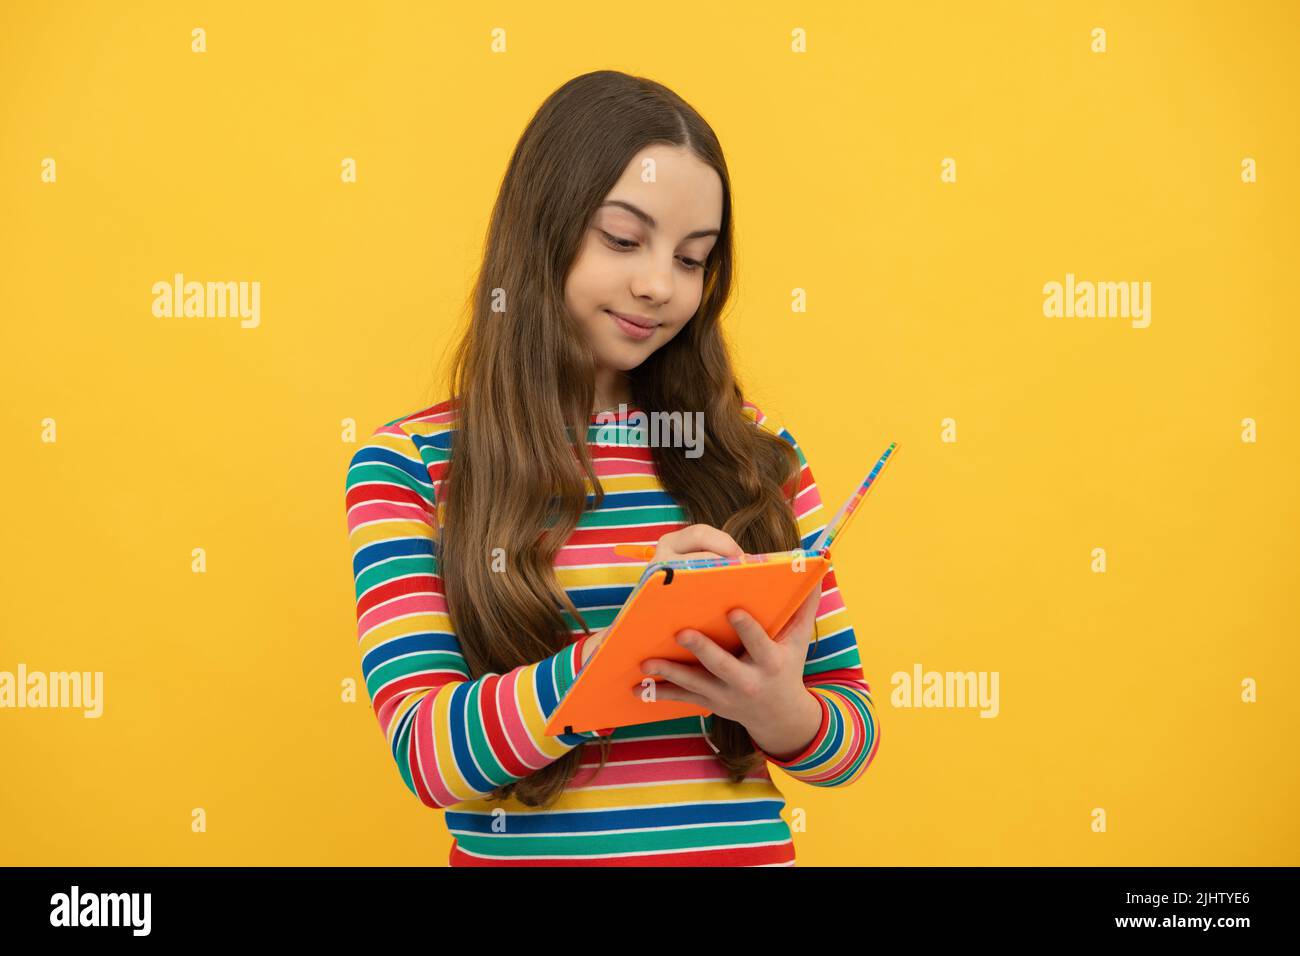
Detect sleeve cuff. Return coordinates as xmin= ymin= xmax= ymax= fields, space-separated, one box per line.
xmin=552 ymin=633 xmax=612 ymax=742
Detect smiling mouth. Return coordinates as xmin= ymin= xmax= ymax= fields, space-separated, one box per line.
xmin=607 ymin=309 xmax=659 ymax=340
xmin=606 ymin=310 xmax=659 ymax=329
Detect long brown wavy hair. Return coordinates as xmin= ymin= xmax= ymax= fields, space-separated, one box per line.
xmin=434 ymin=70 xmax=804 ymax=808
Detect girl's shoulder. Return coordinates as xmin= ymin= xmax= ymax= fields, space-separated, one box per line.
xmin=374 ymin=396 xmax=791 ymax=453
xmin=739 ymin=396 xmax=798 ymax=450
xmin=378 ymin=396 xmax=459 ymax=458
xmin=739 ymin=397 xmax=769 ymax=430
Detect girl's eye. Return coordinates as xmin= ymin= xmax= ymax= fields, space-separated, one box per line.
xmin=601 ymin=231 xmax=637 ymax=250
xmin=599 ymin=230 xmax=707 ymax=273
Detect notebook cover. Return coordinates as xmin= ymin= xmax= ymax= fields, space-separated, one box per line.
xmin=544 ymin=549 xmax=830 ymax=735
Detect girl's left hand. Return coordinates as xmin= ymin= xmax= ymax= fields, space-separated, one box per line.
xmin=636 ymin=581 xmax=822 ymax=738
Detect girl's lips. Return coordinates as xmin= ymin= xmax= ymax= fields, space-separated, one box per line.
xmin=607 ymin=309 xmax=657 ymax=340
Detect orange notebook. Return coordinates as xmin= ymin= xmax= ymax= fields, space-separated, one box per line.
xmin=545 ymin=441 xmax=900 ymax=737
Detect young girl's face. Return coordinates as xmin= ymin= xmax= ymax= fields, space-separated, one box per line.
xmin=565 ymin=144 xmax=723 ymax=378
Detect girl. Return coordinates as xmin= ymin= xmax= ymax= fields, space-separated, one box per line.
xmin=344 ymin=70 xmax=879 ymax=866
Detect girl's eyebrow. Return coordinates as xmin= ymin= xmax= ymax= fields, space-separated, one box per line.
xmin=600 ymin=200 xmax=719 ymax=240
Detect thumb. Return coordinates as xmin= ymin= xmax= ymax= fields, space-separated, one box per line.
xmin=778 ymin=582 xmax=822 ymax=646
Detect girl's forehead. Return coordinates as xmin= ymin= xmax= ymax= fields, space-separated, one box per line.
xmin=598 ymin=182 xmax=723 ymax=237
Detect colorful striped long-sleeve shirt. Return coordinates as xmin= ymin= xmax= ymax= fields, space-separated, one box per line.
xmin=344 ymin=398 xmax=880 ymax=865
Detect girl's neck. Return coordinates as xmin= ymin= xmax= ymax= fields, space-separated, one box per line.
xmin=592 ymin=369 xmax=633 ymax=414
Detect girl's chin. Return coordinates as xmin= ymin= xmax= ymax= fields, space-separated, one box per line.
xmin=591 ymin=337 xmax=653 ymax=366
xmin=598 ymin=349 xmax=650 ymax=372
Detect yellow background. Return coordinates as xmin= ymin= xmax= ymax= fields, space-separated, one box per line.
xmin=2 ymin=0 xmax=1296 ymax=865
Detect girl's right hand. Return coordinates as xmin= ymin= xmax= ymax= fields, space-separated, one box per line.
xmin=651 ymin=523 xmax=745 ymax=565
xmin=580 ymin=526 xmax=745 ymax=668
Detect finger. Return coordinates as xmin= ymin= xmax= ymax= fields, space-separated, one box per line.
xmin=731 ymin=585 xmax=818 ymax=667
xmin=640 ymin=657 xmax=723 ymax=700
xmin=667 ymin=524 xmax=743 ymax=559
xmin=672 ymin=627 xmax=749 ymax=686
xmin=724 ymin=607 xmax=781 ymax=668
xmin=631 ymin=679 xmax=711 ymax=711
xmin=777 ymin=584 xmax=822 ymax=649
